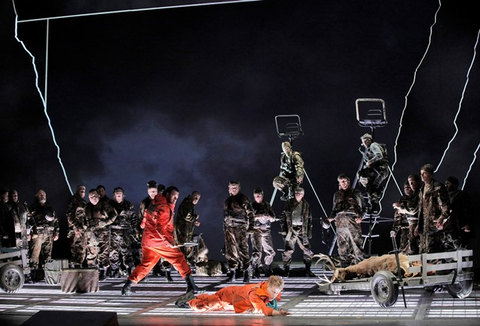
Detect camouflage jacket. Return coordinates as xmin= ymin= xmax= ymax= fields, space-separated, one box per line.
xmin=223 ymin=193 xmax=254 ymax=230
xmin=418 ymin=180 xmax=450 ymax=234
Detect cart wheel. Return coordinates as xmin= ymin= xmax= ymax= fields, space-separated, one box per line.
xmin=445 ymin=279 xmax=473 ymax=299
xmin=0 ymin=263 xmax=25 ymax=293
xmin=370 ymin=270 xmax=399 ymax=307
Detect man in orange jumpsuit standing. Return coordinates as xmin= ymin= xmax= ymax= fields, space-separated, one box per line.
xmin=121 ymin=186 xmax=199 ymax=295
xmin=177 ymin=275 xmax=290 ymax=316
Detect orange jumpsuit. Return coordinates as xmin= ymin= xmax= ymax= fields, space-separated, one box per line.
xmin=189 ymin=281 xmax=281 ymax=316
xmin=128 ymin=193 xmax=191 ymax=283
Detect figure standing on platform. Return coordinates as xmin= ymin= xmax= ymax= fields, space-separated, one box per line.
xmin=357 ymin=133 xmax=389 ymax=214
xmin=122 ymin=186 xmax=200 ymax=295
xmin=325 ymin=174 xmax=365 ymax=267
xmin=223 ymin=181 xmax=255 ymax=283
xmin=280 ymin=187 xmax=314 ymax=277
xmin=273 ymin=141 xmax=304 ymax=201
xmin=251 ymin=187 xmax=276 ymax=278
xmin=66 ymin=185 xmax=88 ymax=268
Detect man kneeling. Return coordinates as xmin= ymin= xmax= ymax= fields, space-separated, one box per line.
xmin=176 ymin=275 xmax=290 ymax=316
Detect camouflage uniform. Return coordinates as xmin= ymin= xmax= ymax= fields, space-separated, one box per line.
xmin=273 ymin=150 xmax=304 ymax=200
xmin=392 ymin=193 xmax=417 ymax=254
xmin=418 ymin=180 xmax=454 ymax=253
xmin=66 ymin=193 xmax=87 ymax=267
xmin=2 ymin=195 xmax=30 ymax=249
xmin=223 ymin=192 xmax=254 ymax=274
xmin=175 ymin=195 xmax=199 ymax=264
xmin=251 ymin=199 xmax=276 ymax=275
xmin=358 ymin=139 xmax=389 ymax=212
xmin=280 ymin=197 xmax=313 ymax=270
xmin=28 ymin=200 xmax=59 ymax=270
xmin=109 ymin=198 xmax=136 ymax=276
xmin=85 ymin=201 xmax=117 ymax=270
xmin=328 ymin=187 xmax=365 ymax=267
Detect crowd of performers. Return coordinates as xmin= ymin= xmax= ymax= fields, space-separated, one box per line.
xmin=0 ymin=133 xmax=474 ymax=314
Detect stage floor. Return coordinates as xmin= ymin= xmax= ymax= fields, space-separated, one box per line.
xmin=1 ymin=263 xmax=479 ymax=326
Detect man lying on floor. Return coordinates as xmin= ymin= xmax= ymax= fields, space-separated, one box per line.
xmin=175 ymin=275 xmax=291 ymax=316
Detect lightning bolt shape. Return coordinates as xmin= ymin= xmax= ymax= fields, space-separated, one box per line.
xmin=435 ymin=28 xmax=480 ymax=173
xmin=12 ymin=0 xmax=73 ymax=195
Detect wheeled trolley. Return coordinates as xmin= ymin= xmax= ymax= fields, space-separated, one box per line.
xmin=0 ymin=247 xmax=29 ymax=293
xmin=317 ymin=249 xmax=474 ymax=307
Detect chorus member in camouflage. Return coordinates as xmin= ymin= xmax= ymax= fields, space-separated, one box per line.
xmin=325 ymin=174 xmax=365 ymax=267
xmin=175 ymin=191 xmax=201 ymax=265
xmin=0 ymin=189 xmax=11 ymax=247
xmin=2 ymin=189 xmax=29 ymax=249
xmin=392 ymin=181 xmax=418 ymax=254
xmin=357 ymin=133 xmax=389 ymax=214
xmin=96 ymin=185 xmax=110 ymax=204
xmin=28 ymin=189 xmax=59 ymax=271
xmin=84 ymin=189 xmax=117 ymax=280
xmin=108 ymin=187 xmax=136 ymax=277
xmin=445 ymin=176 xmax=473 ymax=248
xmin=223 ymin=181 xmax=255 ymax=283
xmin=406 ymin=174 xmax=421 ymax=254
xmin=251 ymin=187 xmax=276 ymax=278
xmin=281 ymin=187 xmax=314 ymax=277
xmin=416 ymin=164 xmax=453 ymax=253
xmin=272 ymin=141 xmax=304 ymax=201
xmin=66 ymin=185 xmax=88 ymax=268
xmin=122 ymin=186 xmax=200 ymax=295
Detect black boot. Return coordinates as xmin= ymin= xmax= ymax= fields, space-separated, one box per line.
xmin=98 ymin=268 xmax=106 ymax=281
xmin=226 ymin=270 xmax=235 ymax=283
xmin=185 ymin=274 xmax=201 ymax=294
xmin=283 ymin=265 xmax=290 ymax=278
xmin=252 ymin=266 xmax=260 ymax=279
xmin=243 ymin=269 xmax=251 ymax=283
xmin=305 ymin=262 xmax=315 ymax=277
xmin=121 ymin=279 xmax=133 ymax=296
xmin=175 ymin=291 xmax=195 ymax=308
xmin=165 ymin=269 xmax=173 ymax=283
xmin=265 ymin=265 xmax=273 ymax=277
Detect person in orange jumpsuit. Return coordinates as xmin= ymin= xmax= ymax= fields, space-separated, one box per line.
xmin=121 ymin=186 xmax=199 ymax=295
xmin=180 ymin=275 xmax=290 ymax=316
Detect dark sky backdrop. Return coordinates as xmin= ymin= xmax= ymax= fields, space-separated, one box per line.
xmin=1 ymin=0 xmax=479 ymax=263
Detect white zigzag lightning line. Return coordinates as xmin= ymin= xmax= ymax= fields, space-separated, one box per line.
xmin=391 ymin=0 xmax=442 ymax=173
xmin=462 ymin=143 xmax=480 ymax=190
xmin=12 ymin=0 xmax=73 ymax=195
xmin=435 ymin=28 xmax=480 ymax=173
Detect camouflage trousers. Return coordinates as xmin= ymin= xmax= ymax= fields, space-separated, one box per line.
xmin=335 ymin=215 xmax=364 ymax=266
xmin=86 ymin=228 xmax=111 ymax=269
xmin=251 ymin=228 xmax=276 ymax=268
xmin=282 ymin=228 xmax=313 ymax=267
xmin=223 ymin=225 xmax=250 ymax=271
xmin=110 ymin=229 xmax=133 ymax=275
xmin=29 ymin=233 xmax=54 ymax=269
xmin=419 ymin=230 xmax=460 ymax=254
xmin=69 ymin=229 xmax=87 ymax=266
